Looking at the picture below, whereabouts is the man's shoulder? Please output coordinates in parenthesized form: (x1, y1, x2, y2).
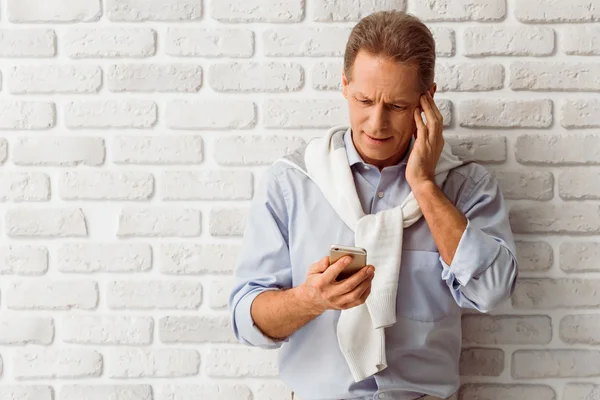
(447, 160, 492, 187)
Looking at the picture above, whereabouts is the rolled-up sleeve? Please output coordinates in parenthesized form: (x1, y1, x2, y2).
(228, 167, 293, 349)
(441, 171, 519, 312)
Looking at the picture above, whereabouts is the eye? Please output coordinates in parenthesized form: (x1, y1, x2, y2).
(357, 98, 371, 104)
(391, 104, 406, 110)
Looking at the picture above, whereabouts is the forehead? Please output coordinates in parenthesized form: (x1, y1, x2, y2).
(349, 51, 422, 99)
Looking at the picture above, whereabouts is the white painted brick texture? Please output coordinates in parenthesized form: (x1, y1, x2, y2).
(0, 0, 595, 397)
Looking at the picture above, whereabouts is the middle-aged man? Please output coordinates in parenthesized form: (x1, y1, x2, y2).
(229, 10, 519, 400)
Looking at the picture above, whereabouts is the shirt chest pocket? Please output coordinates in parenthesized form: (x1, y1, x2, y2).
(396, 249, 459, 322)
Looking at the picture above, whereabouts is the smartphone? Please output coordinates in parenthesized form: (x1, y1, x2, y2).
(330, 244, 367, 281)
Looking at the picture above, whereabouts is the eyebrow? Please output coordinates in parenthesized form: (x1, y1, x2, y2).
(356, 92, 412, 104)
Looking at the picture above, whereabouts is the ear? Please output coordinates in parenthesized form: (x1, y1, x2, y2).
(342, 70, 349, 99)
(429, 83, 437, 98)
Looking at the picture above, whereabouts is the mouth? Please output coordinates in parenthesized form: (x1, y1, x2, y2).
(365, 134, 392, 143)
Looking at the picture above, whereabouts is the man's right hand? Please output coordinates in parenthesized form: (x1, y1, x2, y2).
(300, 256, 375, 314)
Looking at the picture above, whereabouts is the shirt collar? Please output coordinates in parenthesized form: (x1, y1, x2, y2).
(343, 128, 413, 168)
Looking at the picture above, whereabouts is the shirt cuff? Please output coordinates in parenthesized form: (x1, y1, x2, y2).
(440, 219, 501, 286)
(234, 288, 289, 349)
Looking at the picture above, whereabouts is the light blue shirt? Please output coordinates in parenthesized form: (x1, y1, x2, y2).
(229, 128, 518, 400)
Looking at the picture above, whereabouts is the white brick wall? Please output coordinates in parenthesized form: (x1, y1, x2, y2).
(0, 0, 597, 398)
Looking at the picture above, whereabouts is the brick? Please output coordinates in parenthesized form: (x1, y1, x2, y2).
(65, 28, 156, 58)
(0, 172, 50, 201)
(255, 383, 294, 400)
(117, 207, 201, 237)
(107, 64, 202, 92)
(60, 385, 152, 400)
(205, 348, 279, 377)
(518, 134, 600, 166)
(412, 0, 505, 21)
(107, 280, 202, 309)
(66, 100, 157, 129)
(509, 204, 600, 234)
(107, 0, 202, 21)
(511, 62, 600, 91)
(564, 383, 600, 400)
(57, 243, 151, 273)
(263, 27, 351, 57)
(0, 245, 48, 275)
(161, 171, 253, 200)
(8, 0, 101, 22)
(214, 135, 305, 166)
(60, 171, 153, 201)
(489, 170, 553, 200)
(6, 208, 88, 237)
(165, 28, 254, 58)
(435, 63, 504, 91)
(512, 350, 600, 379)
(157, 384, 252, 400)
(436, 99, 453, 127)
(561, 99, 600, 128)
(159, 315, 236, 343)
(459, 99, 552, 128)
(208, 278, 234, 309)
(0, 387, 53, 400)
(559, 242, 600, 272)
(211, 0, 303, 22)
(460, 348, 504, 377)
(459, 384, 556, 400)
(0, 29, 56, 57)
(0, 139, 6, 164)
(512, 279, 600, 309)
(14, 137, 105, 166)
(565, 26, 600, 55)
(311, 0, 404, 21)
(107, 349, 199, 378)
(62, 315, 153, 345)
(431, 27, 455, 57)
(559, 170, 600, 200)
(14, 349, 101, 379)
(209, 62, 303, 92)
(515, 241, 553, 272)
(209, 208, 248, 237)
(0, 317, 53, 344)
(264, 99, 347, 128)
(0, 101, 54, 130)
(462, 315, 552, 345)
(312, 61, 343, 91)
(6, 280, 97, 310)
(167, 100, 255, 130)
(444, 135, 506, 163)
(463, 26, 554, 57)
(560, 315, 600, 345)
(112, 135, 203, 165)
(159, 244, 240, 275)
(515, 0, 600, 22)
(9, 65, 100, 94)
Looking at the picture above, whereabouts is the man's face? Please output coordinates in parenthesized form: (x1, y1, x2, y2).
(342, 50, 434, 169)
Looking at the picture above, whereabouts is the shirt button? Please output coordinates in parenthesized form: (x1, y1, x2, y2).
(377, 191, 384, 199)
(378, 393, 386, 399)
(364, 165, 370, 170)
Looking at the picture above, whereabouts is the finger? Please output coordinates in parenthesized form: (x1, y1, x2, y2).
(308, 256, 329, 274)
(426, 91, 444, 123)
(322, 255, 353, 282)
(335, 265, 373, 294)
(338, 278, 372, 309)
(420, 93, 439, 131)
(414, 106, 426, 133)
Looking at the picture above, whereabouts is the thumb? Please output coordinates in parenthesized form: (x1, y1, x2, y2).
(308, 256, 330, 274)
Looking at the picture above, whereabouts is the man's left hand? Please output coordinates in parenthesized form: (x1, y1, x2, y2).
(406, 91, 445, 190)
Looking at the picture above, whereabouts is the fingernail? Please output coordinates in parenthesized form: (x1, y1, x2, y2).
(344, 256, 352, 265)
(367, 267, 374, 275)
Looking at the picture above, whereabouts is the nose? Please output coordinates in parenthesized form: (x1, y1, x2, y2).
(367, 103, 388, 133)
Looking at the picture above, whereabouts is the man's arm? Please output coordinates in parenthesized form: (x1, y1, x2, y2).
(412, 170, 519, 312)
